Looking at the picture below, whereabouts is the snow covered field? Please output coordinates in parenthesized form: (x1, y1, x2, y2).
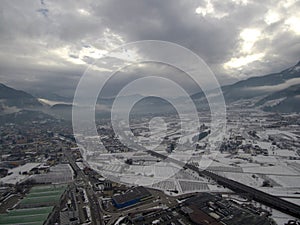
(0, 163, 40, 185)
(87, 109, 300, 204)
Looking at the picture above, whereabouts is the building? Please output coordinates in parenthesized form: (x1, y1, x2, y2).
(0, 184, 67, 225)
(29, 163, 74, 184)
(112, 186, 152, 209)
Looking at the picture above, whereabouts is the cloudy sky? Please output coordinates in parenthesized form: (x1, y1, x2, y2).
(0, 0, 299, 98)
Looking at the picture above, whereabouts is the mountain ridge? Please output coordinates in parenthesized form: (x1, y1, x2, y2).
(1, 60, 300, 116)
(0, 83, 42, 112)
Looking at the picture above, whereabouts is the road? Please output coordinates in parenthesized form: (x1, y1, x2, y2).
(64, 150, 103, 225)
(61, 135, 300, 221)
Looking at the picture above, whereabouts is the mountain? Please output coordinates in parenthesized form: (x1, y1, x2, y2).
(191, 61, 300, 113)
(48, 95, 178, 120)
(1, 61, 299, 117)
(222, 61, 300, 102)
(256, 83, 300, 105)
(0, 83, 42, 113)
(259, 84, 300, 112)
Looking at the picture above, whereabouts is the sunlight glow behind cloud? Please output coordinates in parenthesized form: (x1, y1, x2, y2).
(0, 0, 299, 94)
(224, 53, 265, 69)
(285, 17, 300, 34)
(240, 28, 261, 53)
(77, 9, 91, 16)
(264, 10, 281, 25)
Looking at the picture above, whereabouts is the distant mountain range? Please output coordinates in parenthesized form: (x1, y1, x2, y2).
(221, 60, 300, 103)
(192, 60, 300, 112)
(0, 61, 299, 122)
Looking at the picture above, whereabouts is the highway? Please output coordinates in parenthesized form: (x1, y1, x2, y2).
(61, 134, 300, 220)
(147, 150, 300, 219)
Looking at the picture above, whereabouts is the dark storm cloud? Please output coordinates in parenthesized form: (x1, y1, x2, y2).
(93, 0, 267, 62)
(0, 60, 84, 98)
(0, 0, 299, 97)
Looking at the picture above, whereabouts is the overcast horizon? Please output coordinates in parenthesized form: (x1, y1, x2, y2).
(0, 0, 300, 98)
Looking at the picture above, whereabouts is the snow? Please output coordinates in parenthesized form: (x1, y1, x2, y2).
(76, 162, 85, 170)
(282, 198, 300, 205)
(255, 141, 273, 150)
(275, 149, 298, 157)
(268, 175, 300, 187)
(259, 186, 300, 197)
(265, 129, 299, 141)
(252, 155, 278, 164)
(293, 66, 300, 72)
(271, 208, 298, 225)
(262, 97, 286, 107)
(243, 164, 299, 175)
(222, 172, 264, 187)
(0, 163, 40, 185)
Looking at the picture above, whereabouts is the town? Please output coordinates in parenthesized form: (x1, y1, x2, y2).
(1, 104, 300, 225)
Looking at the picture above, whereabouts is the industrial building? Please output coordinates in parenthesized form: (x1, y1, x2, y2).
(0, 184, 67, 225)
(29, 163, 74, 184)
(182, 193, 273, 225)
(112, 186, 152, 209)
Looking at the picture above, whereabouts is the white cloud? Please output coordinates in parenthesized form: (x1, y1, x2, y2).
(0, 0, 299, 96)
(47, 28, 125, 67)
(51, 46, 85, 65)
(224, 53, 265, 69)
(77, 9, 91, 16)
(195, 0, 214, 17)
(240, 28, 261, 53)
(195, 0, 228, 19)
(222, 0, 299, 79)
(282, 0, 298, 8)
(264, 10, 281, 25)
(285, 17, 300, 34)
(245, 78, 300, 92)
(231, 0, 249, 5)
